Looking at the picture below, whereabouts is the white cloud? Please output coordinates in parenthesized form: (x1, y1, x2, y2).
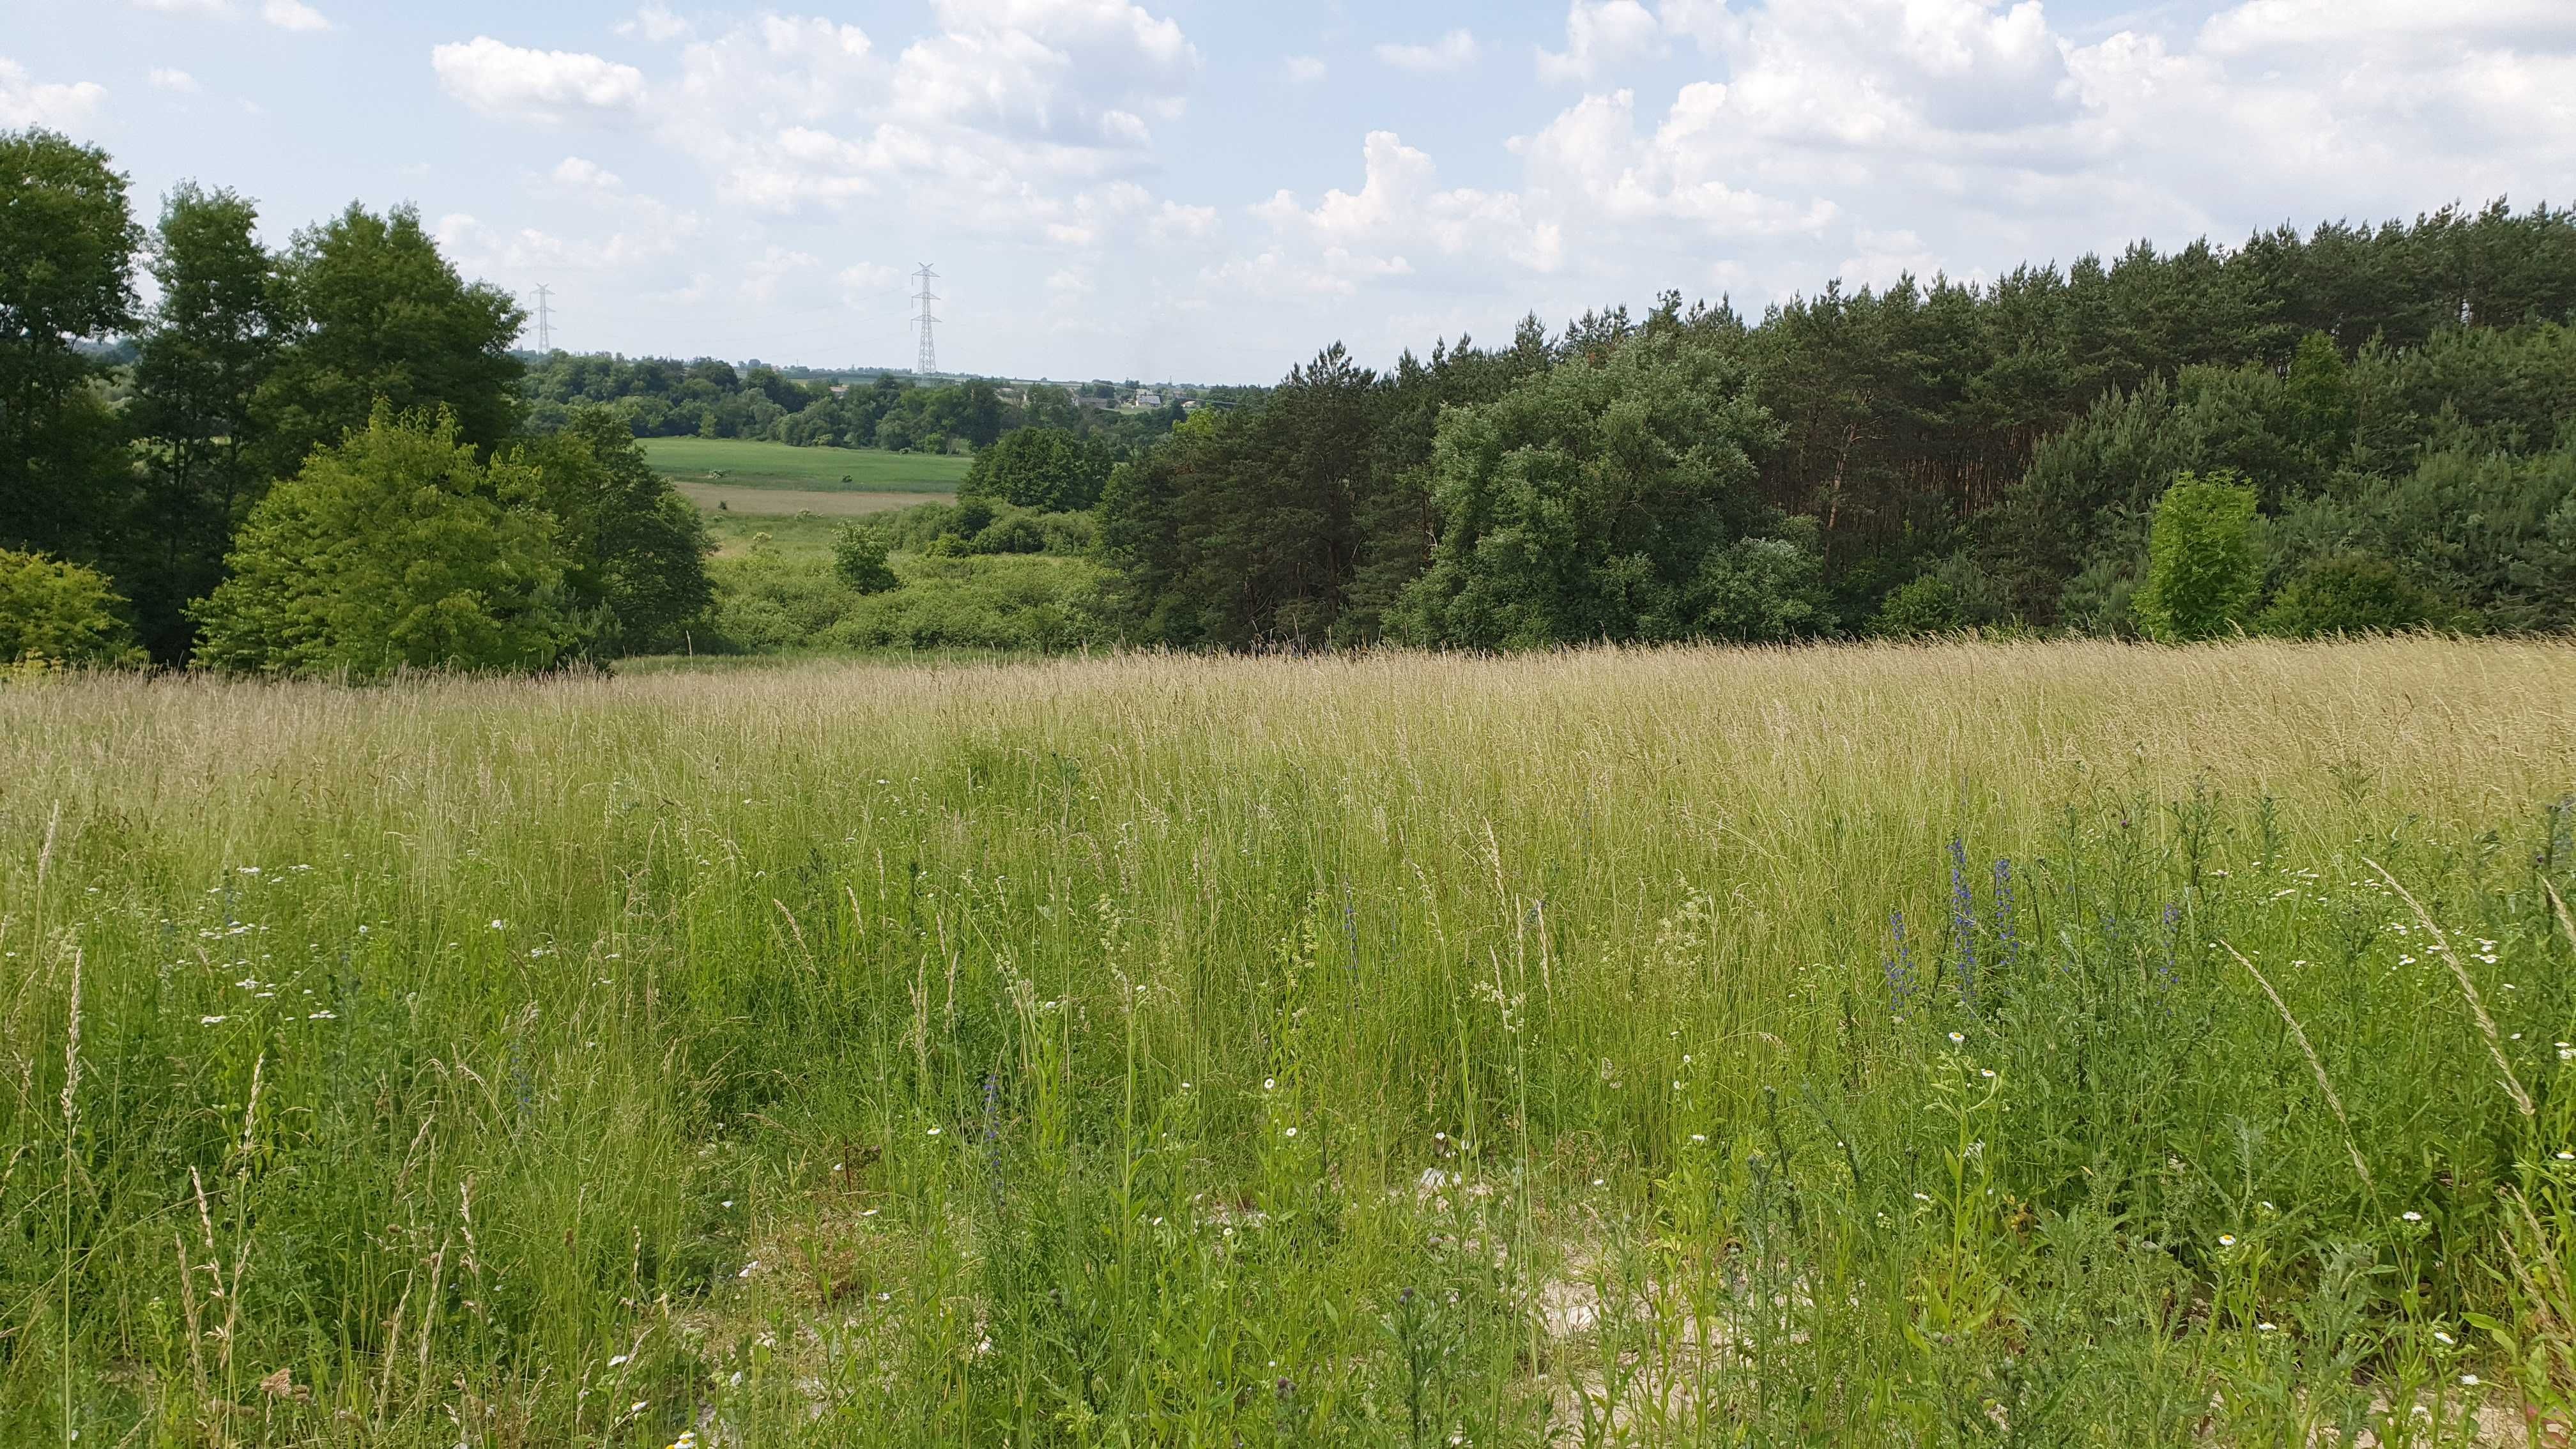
(1284, 55, 1326, 84)
(262, 0, 329, 32)
(1251, 130, 1563, 288)
(149, 67, 201, 93)
(617, 5, 693, 43)
(549, 156, 622, 194)
(840, 263, 901, 304)
(1375, 30, 1480, 73)
(0, 59, 107, 128)
(1538, 1, 1662, 84)
(433, 37, 648, 121)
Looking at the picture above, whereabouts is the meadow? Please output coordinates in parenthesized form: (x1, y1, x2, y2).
(642, 438, 973, 494)
(4, 638, 2576, 1446)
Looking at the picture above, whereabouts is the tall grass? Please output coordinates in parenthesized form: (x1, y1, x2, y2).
(3, 638, 2574, 1445)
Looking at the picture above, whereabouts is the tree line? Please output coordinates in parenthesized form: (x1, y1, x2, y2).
(1092, 200, 2576, 647)
(1, 128, 712, 671)
(520, 351, 1233, 459)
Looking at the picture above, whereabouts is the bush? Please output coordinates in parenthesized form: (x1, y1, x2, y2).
(2135, 471, 2263, 642)
(0, 549, 144, 666)
(2258, 553, 2464, 637)
(707, 551, 1110, 654)
(1871, 575, 1961, 638)
(194, 408, 578, 677)
(831, 523, 900, 594)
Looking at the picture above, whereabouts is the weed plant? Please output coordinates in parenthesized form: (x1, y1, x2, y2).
(3, 638, 2575, 1446)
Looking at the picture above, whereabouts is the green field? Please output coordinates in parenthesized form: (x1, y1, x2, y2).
(643, 436, 972, 493)
(8, 640, 2576, 1444)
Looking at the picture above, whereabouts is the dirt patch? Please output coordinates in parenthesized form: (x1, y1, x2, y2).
(679, 482, 953, 517)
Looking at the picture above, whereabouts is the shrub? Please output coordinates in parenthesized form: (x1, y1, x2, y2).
(2135, 471, 2263, 642)
(831, 523, 900, 594)
(1871, 575, 1961, 638)
(0, 549, 144, 666)
(2258, 553, 2464, 637)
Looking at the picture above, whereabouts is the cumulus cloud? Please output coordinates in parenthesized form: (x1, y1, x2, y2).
(0, 59, 107, 128)
(617, 5, 693, 43)
(1375, 30, 1479, 73)
(433, 37, 648, 121)
(1248, 130, 1563, 291)
(1538, 1, 1662, 84)
(262, 0, 329, 32)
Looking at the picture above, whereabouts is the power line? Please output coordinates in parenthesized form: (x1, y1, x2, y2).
(911, 263, 940, 376)
(533, 284, 555, 355)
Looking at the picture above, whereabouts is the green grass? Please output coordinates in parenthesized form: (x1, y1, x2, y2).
(643, 436, 972, 494)
(6, 639, 2576, 1445)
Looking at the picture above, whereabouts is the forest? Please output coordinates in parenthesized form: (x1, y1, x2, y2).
(5, 119, 2573, 673)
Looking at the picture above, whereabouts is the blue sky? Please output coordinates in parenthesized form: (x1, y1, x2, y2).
(10, 1, 2576, 382)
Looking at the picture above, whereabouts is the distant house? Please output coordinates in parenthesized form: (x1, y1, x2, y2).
(1133, 388, 1165, 408)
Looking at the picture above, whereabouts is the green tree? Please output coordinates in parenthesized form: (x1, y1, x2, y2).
(961, 427, 1114, 512)
(0, 548, 144, 666)
(2134, 471, 2264, 642)
(126, 182, 286, 659)
(1395, 331, 1780, 648)
(195, 408, 576, 677)
(0, 128, 140, 563)
(831, 522, 900, 595)
(253, 204, 525, 479)
(521, 407, 714, 654)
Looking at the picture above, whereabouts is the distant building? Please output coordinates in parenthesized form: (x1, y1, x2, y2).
(1133, 388, 1165, 409)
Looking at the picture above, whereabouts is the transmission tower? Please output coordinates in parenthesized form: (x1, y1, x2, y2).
(911, 264, 940, 375)
(533, 284, 555, 354)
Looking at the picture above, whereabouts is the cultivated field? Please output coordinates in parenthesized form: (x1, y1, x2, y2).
(643, 436, 973, 494)
(6, 640, 2576, 1445)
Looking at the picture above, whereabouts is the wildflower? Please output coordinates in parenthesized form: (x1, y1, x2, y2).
(862, 1208, 879, 1218)
(1913, 1192, 1932, 1202)
(2403, 1211, 2423, 1223)
(926, 1126, 942, 1137)
(238, 866, 260, 876)
(2461, 1374, 2480, 1386)
(1690, 1133, 1708, 1144)
(1673, 1080, 1684, 1091)
(308, 1011, 335, 1021)
(737, 1261, 758, 1278)
(2257, 1321, 2278, 1332)
(489, 919, 506, 931)
(2559, 1152, 2575, 1162)
(609, 1354, 630, 1367)
(1980, 1069, 1996, 1079)
(1591, 1178, 1605, 1187)
(1263, 1078, 1276, 1091)
(1284, 1127, 1298, 1138)
(721, 1200, 733, 1209)
(1948, 1032, 1965, 1045)
(672, 1433, 698, 1449)
(199, 1016, 227, 1026)
(2218, 1234, 2237, 1248)
(2434, 1331, 2456, 1346)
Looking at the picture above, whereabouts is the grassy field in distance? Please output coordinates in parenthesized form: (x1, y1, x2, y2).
(643, 435, 972, 493)
(678, 480, 947, 519)
(8, 638, 2576, 1444)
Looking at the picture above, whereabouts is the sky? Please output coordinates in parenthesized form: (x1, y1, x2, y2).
(9, 1, 2576, 384)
